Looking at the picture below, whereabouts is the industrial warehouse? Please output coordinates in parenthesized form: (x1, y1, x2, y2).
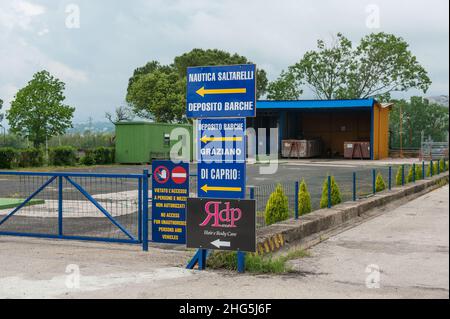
(115, 98, 391, 163)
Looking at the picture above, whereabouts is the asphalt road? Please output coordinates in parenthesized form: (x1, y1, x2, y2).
(0, 184, 447, 299)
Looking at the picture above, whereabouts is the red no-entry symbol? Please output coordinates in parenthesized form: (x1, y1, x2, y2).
(154, 166, 170, 184)
(172, 165, 187, 184)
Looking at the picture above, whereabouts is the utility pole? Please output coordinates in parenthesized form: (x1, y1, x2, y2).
(399, 103, 403, 158)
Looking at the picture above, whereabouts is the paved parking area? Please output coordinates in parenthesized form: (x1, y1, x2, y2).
(0, 185, 447, 299)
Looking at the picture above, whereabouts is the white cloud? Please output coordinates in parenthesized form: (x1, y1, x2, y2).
(46, 61, 88, 84)
(0, 0, 46, 31)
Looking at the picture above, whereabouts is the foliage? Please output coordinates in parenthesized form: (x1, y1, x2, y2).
(105, 105, 134, 123)
(298, 179, 312, 216)
(48, 133, 114, 149)
(18, 148, 44, 167)
(267, 71, 302, 100)
(389, 97, 449, 149)
(264, 184, 289, 226)
(415, 165, 423, 180)
(375, 172, 386, 192)
(0, 133, 28, 148)
(0, 147, 19, 169)
(92, 147, 115, 164)
(49, 146, 77, 166)
(0, 98, 4, 126)
(207, 248, 310, 273)
(395, 166, 404, 185)
(126, 49, 268, 123)
(80, 149, 96, 166)
(270, 32, 430, 101)
(439, 159, 446, 172)
(320, 176, 342, 208)
(406, 166, 415, 183)
(6, 70, 75, 147)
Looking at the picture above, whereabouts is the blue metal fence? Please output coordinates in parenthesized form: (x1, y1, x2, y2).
(0, 171, 145, 246)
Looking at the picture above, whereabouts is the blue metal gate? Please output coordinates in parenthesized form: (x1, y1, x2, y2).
(0, 171, 148, 248)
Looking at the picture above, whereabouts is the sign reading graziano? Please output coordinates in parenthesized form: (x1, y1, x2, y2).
(186, 197, 256, 252)
(186, 64, 256, 118)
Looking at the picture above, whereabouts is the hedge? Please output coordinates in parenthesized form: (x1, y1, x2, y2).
(18, 148, 44, 167)
(49, 146, 77, 166)
(0, 148, 19, 169)
(80, 147, 115, 165)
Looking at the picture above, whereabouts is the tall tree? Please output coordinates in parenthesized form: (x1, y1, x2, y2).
(126, 49, 268, 123)
(7, 70, 75, 147)
(268, 33, 431, 101)
(105, 105, 134, 123)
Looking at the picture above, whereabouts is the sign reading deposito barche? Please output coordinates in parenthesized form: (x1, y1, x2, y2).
(186, 197, 256, 252)
(186, 64, 256, 118)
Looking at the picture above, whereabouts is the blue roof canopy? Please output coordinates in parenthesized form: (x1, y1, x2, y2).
(256, 99, 376, 110)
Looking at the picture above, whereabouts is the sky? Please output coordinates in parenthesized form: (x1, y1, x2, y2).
(0, 0, 448, 123)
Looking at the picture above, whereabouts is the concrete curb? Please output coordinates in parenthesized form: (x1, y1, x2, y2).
(255, 172, 449, 255)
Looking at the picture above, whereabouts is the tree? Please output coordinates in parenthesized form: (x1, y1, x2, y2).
(389, 97, 449, 149)
(298, 179, 312, 216)
(126, 49, 268, 123)
(271, 33, 431, 101)
(105, 105, 134, 123)
(7, 70, 75, 148)
(319, 176, 342, 208)
(266, 71, 302, 100)
(0, 98, 4, 124)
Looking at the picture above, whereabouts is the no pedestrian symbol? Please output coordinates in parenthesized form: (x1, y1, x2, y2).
(153, 165, 170, 184)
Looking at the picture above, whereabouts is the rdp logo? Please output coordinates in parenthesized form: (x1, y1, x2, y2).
(200, 201, 242, 228)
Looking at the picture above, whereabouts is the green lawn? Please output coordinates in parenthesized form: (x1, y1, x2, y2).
(0, 198, 45, 210)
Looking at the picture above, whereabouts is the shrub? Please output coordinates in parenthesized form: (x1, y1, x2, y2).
(49, 146, 77, 166)
(18, 148, 44, 167)
(439, 159, 446, 173)
(415, 165, 423, 180)
(320, 176, 342, 208)
(375, 172, 386, 192)
(0, 147, 19, 169)
(406, 166, 415, 183)
(264, 184, 289, 226)
(93, 147, 115, 164)
(298, 179, 312, 216)
(433, 161, 439, 175)
(80, 149, 96, 166)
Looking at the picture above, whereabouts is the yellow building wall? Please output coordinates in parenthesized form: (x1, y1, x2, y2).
(373, 103, 390, 160)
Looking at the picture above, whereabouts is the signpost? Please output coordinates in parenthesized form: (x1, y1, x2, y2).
(186, 198, 256, 252)
(152, 160, 189, 244)
(197, 118, 246, 163)
(197, 162, 246, 199)
(186, 64, 257, 273)
(186, 64, 256, 118)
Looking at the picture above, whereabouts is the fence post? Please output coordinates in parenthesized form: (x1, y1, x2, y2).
(388, 166, 392, 190)
(238, 186, 255, 273)
(422, 161, 425, 180)
(412, 163, 416, 183)
(142, 169, 149, 252)
(327, 175, 331, 209)
(437, 159, 440, 175)
(401, 165, 405, 186)
(58, 175, 63, 237)
(372, 169, 376, 194)
(138, 176, 143, 242)
(294, 181, 299, 219)
(352, 172, 356, 201)
(430, 160, 433, 177)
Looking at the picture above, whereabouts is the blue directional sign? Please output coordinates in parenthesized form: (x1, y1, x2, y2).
(152, 160, 189, 244)
(198, 118, 246, 163)
(197, 162, 246, 199)
(186, 64, 256, 118)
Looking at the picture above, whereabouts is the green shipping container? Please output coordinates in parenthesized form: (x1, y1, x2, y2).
(115, 122, 193, 163)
